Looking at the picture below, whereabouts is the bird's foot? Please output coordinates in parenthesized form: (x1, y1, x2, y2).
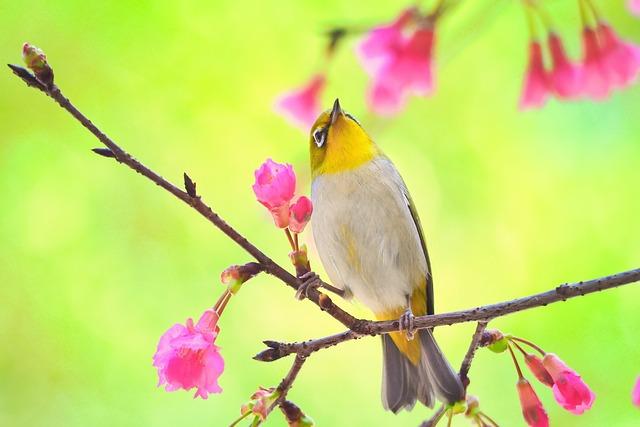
(295, 271, 322, 300)
(399, 307, 416, 340)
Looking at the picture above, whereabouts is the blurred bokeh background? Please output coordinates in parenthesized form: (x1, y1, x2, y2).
(1, 1, 639, 426)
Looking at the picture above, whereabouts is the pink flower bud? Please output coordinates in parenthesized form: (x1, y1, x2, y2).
(519, 40, 550, 110)
(253, 159, 296, 228)
(596, 22, 640, 90)
(275, 74, 326, 130)
(516, 378, 549, 427)
(22, 42, 54, 86)
(152, 309, 224, 399)
(542, 353, 595, 414)
(629, 0, 640, 17)
(239, 387, 278, 422)
(580, 27, 612, 100)
(632, 376, 640, 407)
(289, 196, 313, 233)
(524, 353, 554, 387)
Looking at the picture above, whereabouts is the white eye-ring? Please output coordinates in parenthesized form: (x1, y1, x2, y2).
(313, 127, 327, 148)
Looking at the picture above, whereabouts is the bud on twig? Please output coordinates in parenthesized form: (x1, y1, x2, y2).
(22, 43, 54, 88)
(92, 148, 116, 158)
(280, 400, 315, 427)
(183, 172, 197, 197)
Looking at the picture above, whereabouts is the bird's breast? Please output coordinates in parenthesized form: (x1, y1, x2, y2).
(310, 157, 427, 314)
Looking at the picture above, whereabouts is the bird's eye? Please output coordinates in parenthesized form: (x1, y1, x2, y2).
(313, 127, 327, 148)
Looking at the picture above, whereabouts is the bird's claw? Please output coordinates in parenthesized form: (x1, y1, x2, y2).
(399, 308, 416, 340)
(295, 271, 321, 300)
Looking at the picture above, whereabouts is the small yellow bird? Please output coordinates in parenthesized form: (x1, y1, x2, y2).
(308, 99, 464, 412)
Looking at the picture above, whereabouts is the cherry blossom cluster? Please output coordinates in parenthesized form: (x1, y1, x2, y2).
(484, 330, 595, 426)
(274, 1, 640, 128)
(520, 0, 640, 109)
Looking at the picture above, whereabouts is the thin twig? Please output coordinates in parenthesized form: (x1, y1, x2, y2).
(260, 353, 308, 425)
(459, 321, 489, 385)
(419, 321, 489, 427)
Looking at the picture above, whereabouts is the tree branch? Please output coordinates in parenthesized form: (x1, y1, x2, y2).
(255, 268, 640, 361)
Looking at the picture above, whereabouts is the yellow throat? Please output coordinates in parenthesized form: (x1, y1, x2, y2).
(309, 99, 379, 177)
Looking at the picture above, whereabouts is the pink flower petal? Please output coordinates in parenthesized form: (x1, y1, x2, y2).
(597, 22, 640, 89)
(153, 311, 225, 399)
(520, 41, 550, 110)
(632, 376, 640, 407)
(580, 27, 612, 100)
(252, 159, 296, 228)
(543, 353, 595, 414)
(289, 196, 313, 233)
(275, 74, 326, 130)
(547, 33, 582, 99)
(629, 0, 640, 17)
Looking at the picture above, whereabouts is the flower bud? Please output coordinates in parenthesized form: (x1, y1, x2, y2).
(517, 378, 549, 427)
(542, 353, 595, 414)
(289, 196, 313, 233)
(524, 353, 554, 387)
(22, 42, 54, 87)
(252, 159, 296, 228)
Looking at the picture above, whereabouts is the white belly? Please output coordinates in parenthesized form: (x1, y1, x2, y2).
(311, 157, 428, 314)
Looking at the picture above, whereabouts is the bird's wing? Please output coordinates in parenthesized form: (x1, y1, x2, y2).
(404, 191, 435, 315)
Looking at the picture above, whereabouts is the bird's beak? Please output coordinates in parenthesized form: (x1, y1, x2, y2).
(330, 98, 343, 125)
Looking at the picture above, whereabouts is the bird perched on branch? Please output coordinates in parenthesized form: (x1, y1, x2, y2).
(305, 99, 464, 412)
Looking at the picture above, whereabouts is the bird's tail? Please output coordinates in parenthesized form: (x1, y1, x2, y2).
(381, 328, 464, 413)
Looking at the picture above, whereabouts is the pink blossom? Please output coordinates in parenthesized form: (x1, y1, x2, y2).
(517, 378, 549, 427)
(357, 9, 437, 115)
(275, 74, 326, 130)
(580, 27, 612, 100)
(547, 33, 582, 99)
(357, 7, 417, 76)
(520, 40, 550, 110)
(524, 353, 554, 387)
(632, 376, 640, 407)
(629, 0, 640, 16)
(252, 159, 296, 228)
(542, 353, 595, 414)
(597, 22, 640, 89)
(153, 309, 224, 399)
(289, 196, 313, 233)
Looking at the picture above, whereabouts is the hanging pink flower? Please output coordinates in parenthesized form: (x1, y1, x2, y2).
(632, 376, 640, 407)
(596, 22, 640, 89)
(517, 378, 549, 427)
(524, 353, 554, 387)
(252, 159, 296, 228)
(580, 27, 612, 100)
(357, 7, 417, 77)
(289, 196, 313, 233)
(542, 353, 595, 414)
(357, 9, 437, 115)
(153, 309, 224, 399)
(275, 74, 326, 130)
(519, 40, 550, 110)
(629, 0, 640, 17)
(547, 33, 582, 99)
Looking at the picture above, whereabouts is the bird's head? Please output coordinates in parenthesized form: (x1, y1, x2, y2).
(309, 99, 379, 177)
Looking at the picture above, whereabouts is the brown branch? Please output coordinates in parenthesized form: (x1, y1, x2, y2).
(256, 268, 640, 361)
(260, 353, 308, 425)
(8, 63, 365, 334)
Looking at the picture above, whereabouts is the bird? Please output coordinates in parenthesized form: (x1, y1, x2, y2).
(305, 98, 464, 412)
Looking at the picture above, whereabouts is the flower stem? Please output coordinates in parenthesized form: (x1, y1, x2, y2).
(284, 228, 296, 251)
(293, 233, 299, 252)
(446, 408, 453, 427)
(229, 410, 252, 427)
(479, 412, 500, 426)
(507, 342, 525, 379)
(510, 339, 529, 357)
(523, 2, 538, 40)
(213, 289, 233, 315)
(510, 336, 545, 356)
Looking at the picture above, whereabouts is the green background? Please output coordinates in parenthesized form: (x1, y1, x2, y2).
(1, 1, 639, 426)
